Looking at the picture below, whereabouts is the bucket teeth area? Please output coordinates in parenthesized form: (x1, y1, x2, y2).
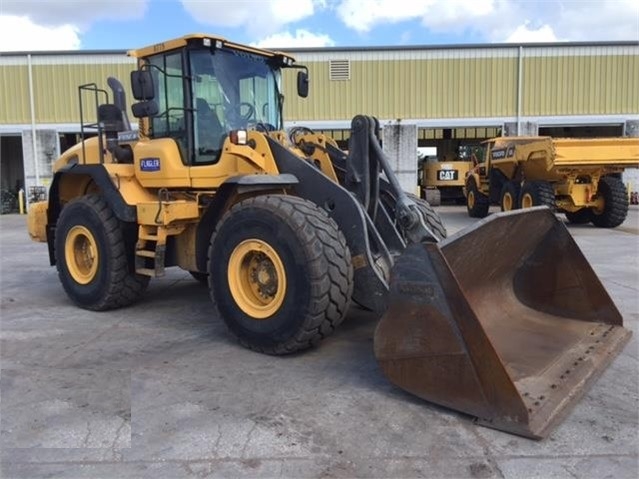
(374, 208, 632, 439)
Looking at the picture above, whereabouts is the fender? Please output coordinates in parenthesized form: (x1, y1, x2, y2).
(194, 174, 298, 273)
(46, 164, 137, 265)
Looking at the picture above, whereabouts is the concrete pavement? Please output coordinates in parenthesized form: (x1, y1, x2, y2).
(1, 206, 638, 478)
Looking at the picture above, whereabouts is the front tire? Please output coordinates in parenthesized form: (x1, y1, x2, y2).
(466, 177, 489, 218)
(54, 195, 149, 311)
(591, 176, 628, 228)
(208, 195, 353, 355)
(408, 193, 447, 240)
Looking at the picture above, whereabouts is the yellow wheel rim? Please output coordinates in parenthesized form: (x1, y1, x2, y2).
(521, 193, 533, 209)
(228, 239, 286, 319)
(468, 190, 475, 209)
(503, 192, 513, 211)
(65, 225, 99, 285)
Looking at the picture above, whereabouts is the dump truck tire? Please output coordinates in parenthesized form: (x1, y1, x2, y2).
(54, 195, 149, 311)
(466, 177, 489, 218)
(208, 195, 353, 355)
(408, 193, 447, 240)
(591, 176, 628, 228)
(565, 208, 593, 224)
(519, 181, 555, 209)
(500, 181, 520, 211)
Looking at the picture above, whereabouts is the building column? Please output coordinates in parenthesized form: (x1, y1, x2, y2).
(623, 120, 639, 201)
(382, 123, 418, 194)
(21, 129, 58, 200)
(504, 121, 538, 136)
(624, 120, 639, 137)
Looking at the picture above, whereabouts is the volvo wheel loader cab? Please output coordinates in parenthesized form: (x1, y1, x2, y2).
(27, 34, 631, 439)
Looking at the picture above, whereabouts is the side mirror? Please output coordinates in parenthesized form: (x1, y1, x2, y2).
(297, 71, 309, 98)
(131, 70, 155, 101)
(131, 100, 158, 119)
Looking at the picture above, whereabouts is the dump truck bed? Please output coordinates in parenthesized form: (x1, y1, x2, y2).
(552, 137, 639, 167)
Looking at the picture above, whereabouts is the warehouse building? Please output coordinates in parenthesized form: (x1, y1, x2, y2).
(1, 40, 638, 202)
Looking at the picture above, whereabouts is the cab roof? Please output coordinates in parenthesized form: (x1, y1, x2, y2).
(128, 33, 296, 64)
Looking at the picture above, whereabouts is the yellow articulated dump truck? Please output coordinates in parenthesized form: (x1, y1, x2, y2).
(465, 136, 639, 226)
(27, 34, 631, 439)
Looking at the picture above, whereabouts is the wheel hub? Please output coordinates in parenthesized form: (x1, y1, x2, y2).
(250, 253, 278, 298)
(521, 193, 533, 209)
(65, 225, 99, 285)
(468, 191, 475, 209)
(228, 239, 287, 319)
(503, 192, 513, 211)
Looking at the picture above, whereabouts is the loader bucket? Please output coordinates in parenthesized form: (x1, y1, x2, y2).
(374, 207, 631, 439)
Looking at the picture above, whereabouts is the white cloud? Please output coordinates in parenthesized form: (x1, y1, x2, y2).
(0, 0, 148, 27)
(253, 29, 336, 48)
(336, 0, 436, 33)
(0, 0, 148, 51)
(0, 15, 81, 51)
(335, 0, 495, 33)
(506, 23, 558, 43)
(419, 0, 495, 31)
(181, 0, 325, 37)
(335, 0, 639, 42)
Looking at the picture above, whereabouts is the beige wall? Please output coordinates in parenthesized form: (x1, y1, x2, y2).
(1, 44, 637, 127)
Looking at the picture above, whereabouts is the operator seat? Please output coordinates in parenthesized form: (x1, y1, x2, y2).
(196, 98, 225, 153)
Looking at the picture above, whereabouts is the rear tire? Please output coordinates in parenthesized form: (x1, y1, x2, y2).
(466, 177, 489, 218)
(500, 181, 520, 212)
(54, 195, 149, 311)
(591, 176, 628, 228)
(565, 208, 593, 224)
(519, 181, 555, 209)
(208, 195, 353, 355)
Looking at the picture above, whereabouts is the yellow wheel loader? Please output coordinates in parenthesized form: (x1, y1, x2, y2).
(28, 34, 631, 439)
(464, 136, 639, 226)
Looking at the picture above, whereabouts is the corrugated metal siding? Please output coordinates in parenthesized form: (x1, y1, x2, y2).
(31, 63, 136, 123)
(1, 44, 637, 127)
(1, 65, 30, 123)
(523, 54, 639, 116)
(283, 57, 518, 121)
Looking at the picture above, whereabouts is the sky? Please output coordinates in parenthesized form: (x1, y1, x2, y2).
(0, 0, 637, 52)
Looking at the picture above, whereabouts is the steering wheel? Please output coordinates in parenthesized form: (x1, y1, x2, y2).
(288, 126, 315, 146)
(235, 102, 255, 122)
(247, 122, 277, 133)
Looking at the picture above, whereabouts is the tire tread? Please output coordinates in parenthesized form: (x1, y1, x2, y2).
(208, 195, 353, 355)
(56, 195, 148, 311)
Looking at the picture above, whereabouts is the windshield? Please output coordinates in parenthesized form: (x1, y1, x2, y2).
(190, 49, 282, 162)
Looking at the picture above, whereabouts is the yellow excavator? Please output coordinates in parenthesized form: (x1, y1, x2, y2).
(27, 34, 631, 439)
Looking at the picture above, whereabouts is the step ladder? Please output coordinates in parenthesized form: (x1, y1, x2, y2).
(135, 224, 168, 277)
